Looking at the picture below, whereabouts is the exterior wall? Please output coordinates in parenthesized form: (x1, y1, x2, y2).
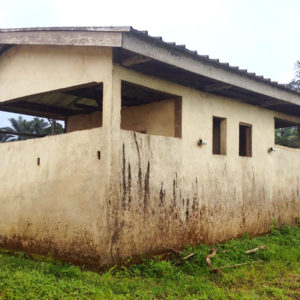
(0, 45, 299, 267)
(121, 100, 176, 137)
(66, 99, 175, 137)
(67, 112, 102, 133)
(0, 45, 112, 102)
(0, 44, 117, 266)
(0, 128, 113, 265)
(106, 65, 300, 261)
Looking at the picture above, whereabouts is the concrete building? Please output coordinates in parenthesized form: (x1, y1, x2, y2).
(0, 27, 299, 267)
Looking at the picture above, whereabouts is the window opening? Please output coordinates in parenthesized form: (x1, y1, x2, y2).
(213, 116, 227, 155)
(275, 118, 299, 148)
(0, 82, 103, 143)
(121, 81, 182, 138)
(239, 123, 252, 157)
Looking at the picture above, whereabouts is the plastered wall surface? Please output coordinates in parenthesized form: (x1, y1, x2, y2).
(0, 46, 299, 267)
(0, 127, 113, 265)
(108, 66, 300, 260)
(67, 111, 103, 133)
(66, 99, 175, 136)
(0, 45, 112, 102)
(121, 99, 175, 136)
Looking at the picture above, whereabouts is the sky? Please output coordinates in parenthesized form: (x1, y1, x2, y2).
(0, 0, 299, 127)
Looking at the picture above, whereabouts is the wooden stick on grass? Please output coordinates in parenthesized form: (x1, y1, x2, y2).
(245, 245, 266, 254)
(206, 248, 222, 273)
(182, 253, 194, 260)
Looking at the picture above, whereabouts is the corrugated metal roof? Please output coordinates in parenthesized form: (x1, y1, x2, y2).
(0, 26, 298, 96)
(128, 27, 299, 96)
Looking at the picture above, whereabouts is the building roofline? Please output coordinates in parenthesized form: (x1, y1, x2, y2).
(0, 26, 133, 33)
(0, 26, 299, 105)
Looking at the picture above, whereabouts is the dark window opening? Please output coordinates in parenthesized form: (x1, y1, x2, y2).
(121, 81, 182, 138)
(239, 123, 252, 157)
(213, 116, 227, 155)
(275, 118, 299, 149)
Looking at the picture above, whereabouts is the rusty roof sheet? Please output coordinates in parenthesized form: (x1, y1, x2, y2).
(0, 26, 299, 96)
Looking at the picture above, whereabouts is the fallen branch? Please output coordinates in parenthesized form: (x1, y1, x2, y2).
(206, 248, 222, 273)
(245, 245, 266, 254)
(206, 248, 217, 268)
(182, 253, 194, 260)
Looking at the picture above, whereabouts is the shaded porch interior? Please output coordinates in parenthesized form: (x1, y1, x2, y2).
(0, 81, 182, 140)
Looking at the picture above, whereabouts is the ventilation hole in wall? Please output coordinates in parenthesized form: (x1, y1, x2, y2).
(37, 158, 40, 166)
(97, 151, 101, 160)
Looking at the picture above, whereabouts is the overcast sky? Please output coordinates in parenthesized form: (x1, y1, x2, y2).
(0, 0, 299, 126)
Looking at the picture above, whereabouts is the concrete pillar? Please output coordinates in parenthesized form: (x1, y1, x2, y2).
(102, 62, 122, 262)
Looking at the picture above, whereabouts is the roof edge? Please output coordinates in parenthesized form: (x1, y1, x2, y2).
(0, 26, 132, 33)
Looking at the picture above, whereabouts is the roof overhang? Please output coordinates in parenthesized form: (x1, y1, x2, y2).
(0, 27, 300, 117)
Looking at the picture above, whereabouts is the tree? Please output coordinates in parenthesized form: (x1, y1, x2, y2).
(287, 60, 300, 91)
(3, 116, 34, 141)
(275, 126, 298, 148)
(275, 61, 300, 148)
(0, 116, 64, 143)
(0, 127, 15, 142)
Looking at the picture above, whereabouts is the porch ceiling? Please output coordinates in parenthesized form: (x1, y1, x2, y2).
(0, 81, 178, 120)
(0, 83, 103, 120)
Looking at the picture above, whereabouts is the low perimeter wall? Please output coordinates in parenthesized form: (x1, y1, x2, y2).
(0, 127, 112, 266)
(0, 129, 299, 267)
(107, 130, 300, 262)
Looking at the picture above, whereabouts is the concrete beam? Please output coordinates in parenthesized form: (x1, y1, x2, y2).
(121, 55, 151, 67)
(204, 83, 232, 92)
(122, 32, 300, 106)
(0, 30, 122, 47)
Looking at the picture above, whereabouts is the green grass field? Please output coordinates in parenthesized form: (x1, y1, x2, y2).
(0, 224, 299, 299)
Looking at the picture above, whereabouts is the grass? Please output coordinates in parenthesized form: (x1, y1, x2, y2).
(0, 225, 299, 299)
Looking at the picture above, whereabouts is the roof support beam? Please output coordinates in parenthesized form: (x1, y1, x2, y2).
(204, 82, 232, 92)
(121, 55, 151, 67)
(260, 100, 290, 108)
(0, 104, 65, 120)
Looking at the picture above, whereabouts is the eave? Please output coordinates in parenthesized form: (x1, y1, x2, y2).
(0, 27, 299, 117)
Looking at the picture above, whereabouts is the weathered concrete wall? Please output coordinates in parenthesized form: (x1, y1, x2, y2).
(0, 45, 112, 102)
(108, 65, 300, 259)
(0, 127, 113, 265)
(0, 45, 299, 267)
(0, 44, 117, 266)
(67, 112, 102, 133)
(121, 99, 176, 137)
(66, 99, 175, 136)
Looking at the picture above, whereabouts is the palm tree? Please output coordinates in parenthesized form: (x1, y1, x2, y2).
(0, 116, 64, 143)
(7, 116, 35, 141)
(0, 126, 15, 142)
(31, 117, 51, 135)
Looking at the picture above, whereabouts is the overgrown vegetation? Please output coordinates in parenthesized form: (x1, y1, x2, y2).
(0, 225, 299, 299)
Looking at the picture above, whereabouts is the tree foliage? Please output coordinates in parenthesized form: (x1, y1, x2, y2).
(275, 126, 298, 148)
(287, 60, 300, 90)
(0, 116, 64, 143)
(275, 60, 300, 148)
